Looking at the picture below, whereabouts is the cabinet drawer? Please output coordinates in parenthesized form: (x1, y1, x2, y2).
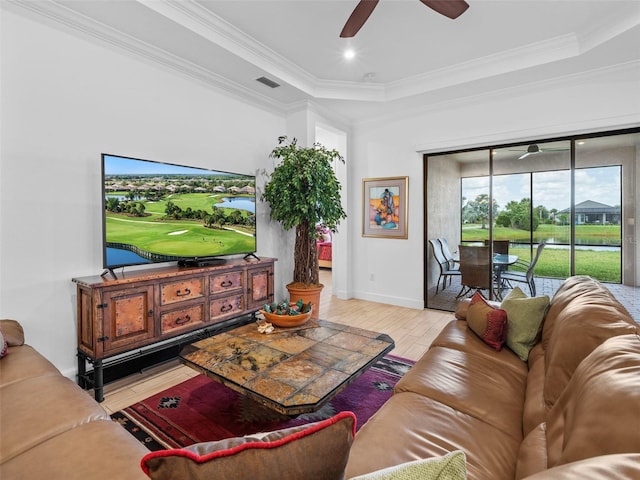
(210, 294, 244, 320)
(160, 278, 205, 305)
(161, 304, 205, 334)
(210, 271, 243, 294)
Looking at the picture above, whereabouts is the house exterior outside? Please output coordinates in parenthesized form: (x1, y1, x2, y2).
(559, 200, 621, 225)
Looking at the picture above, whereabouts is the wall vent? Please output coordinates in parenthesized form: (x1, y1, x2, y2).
(256, 76, 281, 89)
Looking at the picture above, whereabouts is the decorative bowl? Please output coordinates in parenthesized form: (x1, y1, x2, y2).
(259, 309, 312, 328)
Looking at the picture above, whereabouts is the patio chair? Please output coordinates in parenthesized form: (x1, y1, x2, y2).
(457, 245, 493, 298)
(500, 242, 546, 296)
(438, 238, 459, 269)
(429, 239, 461, 294)
(484, 239, 510, 255)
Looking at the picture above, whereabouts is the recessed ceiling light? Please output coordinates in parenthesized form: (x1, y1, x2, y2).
(344, 49, 356, 60)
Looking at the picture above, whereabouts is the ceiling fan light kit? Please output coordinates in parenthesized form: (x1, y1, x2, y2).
(340, 0, 469, 38)
(517, 144, 569, 160)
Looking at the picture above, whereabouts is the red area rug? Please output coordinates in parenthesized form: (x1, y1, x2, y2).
(111, 355, 413, 451)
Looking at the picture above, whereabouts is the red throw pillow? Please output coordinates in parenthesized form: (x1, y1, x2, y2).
(466, 292, 508, 350)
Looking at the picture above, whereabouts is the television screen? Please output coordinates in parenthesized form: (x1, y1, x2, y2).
(102, 153, 256, 269)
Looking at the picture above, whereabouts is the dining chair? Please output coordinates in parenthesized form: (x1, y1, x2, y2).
(457, 245, 492, 298)
(437, 238, 459, 269)
(500, 242, 546, 296)
(484, 239, 510, 255)
(429, 239, 461, 294)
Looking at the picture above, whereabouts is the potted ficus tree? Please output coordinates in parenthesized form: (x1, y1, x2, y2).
(261, 136, 346, 319)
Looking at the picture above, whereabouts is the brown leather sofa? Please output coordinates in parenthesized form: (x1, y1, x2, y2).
(2, 275, 639, 480)
(345, 276, 640, 479)
(0, 319, 148, 479)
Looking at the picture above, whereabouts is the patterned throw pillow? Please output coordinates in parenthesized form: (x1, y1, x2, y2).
(141, 411, 356, 480)
(349, 451, 467, 480)
(0, 329, 8, 358)
(501, 287, 550, 361)
(466, 291, 508, 350)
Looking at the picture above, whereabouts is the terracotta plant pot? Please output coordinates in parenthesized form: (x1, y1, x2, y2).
(286, 282, 324, 320)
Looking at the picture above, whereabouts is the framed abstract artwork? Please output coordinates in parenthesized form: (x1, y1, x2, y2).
(362, 176, 408, 239)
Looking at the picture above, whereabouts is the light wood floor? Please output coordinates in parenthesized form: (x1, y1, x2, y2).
(99, 269, 452, 414)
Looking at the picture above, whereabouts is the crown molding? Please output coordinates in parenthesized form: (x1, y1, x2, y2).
(357, 60, 640, 133)
(134, 0, 638, 103)
(386, 34, 580, 101)
(578, 2, 640, 53)
(5, 0, 639, 120)
(4, 0, 288, 116)
(138, 0, 319, 95)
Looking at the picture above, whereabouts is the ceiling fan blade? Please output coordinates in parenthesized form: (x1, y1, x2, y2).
(340, 0, 380, 38)
(418, 0, 469, 20)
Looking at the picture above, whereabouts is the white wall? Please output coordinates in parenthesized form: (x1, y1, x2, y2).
(0, 11, 286, 376)
(348, 64, 640, 307)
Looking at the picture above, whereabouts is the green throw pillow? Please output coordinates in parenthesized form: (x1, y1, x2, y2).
(349, 451, 466, 480)
(501, 287, 550, 361)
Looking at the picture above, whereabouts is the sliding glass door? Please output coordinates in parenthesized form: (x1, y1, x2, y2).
(425, 128, 638, 311)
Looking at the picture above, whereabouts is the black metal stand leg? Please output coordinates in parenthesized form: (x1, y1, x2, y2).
(93, 359, 104, 402)
(77, 351, 87, 389)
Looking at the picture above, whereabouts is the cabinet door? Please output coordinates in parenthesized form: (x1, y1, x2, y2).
(246, 265, 274, 311)
(100, 286, 155, 355)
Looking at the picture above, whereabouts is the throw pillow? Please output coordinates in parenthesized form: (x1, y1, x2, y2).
(501, 287, 550, 362)
(466, 291, 508, 350)
(349, 451, 467, 480)
(141, 411, 356, 480)
(0, 329, 7, 358)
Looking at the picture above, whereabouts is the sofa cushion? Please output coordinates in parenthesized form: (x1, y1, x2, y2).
(430, 320, 526, 374)
(522, 350, 546, 436)
(395, 345, 526, 440)
(501, 287, 549, 361)
(141, 411, 356, 480)
(542, 276, 636, 409)
(0, 419, 149, 480)
(345, 392, 521, 480)
(466, 292, 508, 350)
(546, 334, 640, 469)
(348, 451, 467, 480)
(0, 344, 61, 388)
(0, 374, 109, 463)
(520, 454, 640, 480)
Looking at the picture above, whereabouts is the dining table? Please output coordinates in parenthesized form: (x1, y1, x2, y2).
(493, 253, 518, 299)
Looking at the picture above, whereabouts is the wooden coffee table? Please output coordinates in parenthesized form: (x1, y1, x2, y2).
(179, 319, 394, 415)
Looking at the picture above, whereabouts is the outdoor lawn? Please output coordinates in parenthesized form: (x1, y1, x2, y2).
(462, 224, 622, 283)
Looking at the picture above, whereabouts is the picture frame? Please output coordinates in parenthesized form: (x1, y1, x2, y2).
(362, 176, 409, 239)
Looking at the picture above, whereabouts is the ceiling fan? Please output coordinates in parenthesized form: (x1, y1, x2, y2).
(514, 144, 569, 160)
(340, 0, 470, 38)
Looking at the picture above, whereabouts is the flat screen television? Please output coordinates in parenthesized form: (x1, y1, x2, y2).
(101, 153, 256, 271)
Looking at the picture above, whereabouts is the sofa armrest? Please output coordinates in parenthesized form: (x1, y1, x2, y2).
(0, 319, 25, 346)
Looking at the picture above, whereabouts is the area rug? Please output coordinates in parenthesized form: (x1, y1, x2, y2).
(111, 354, 413, 451)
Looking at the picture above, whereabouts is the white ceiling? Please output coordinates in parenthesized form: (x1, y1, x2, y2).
(8, 0, 640, 125)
